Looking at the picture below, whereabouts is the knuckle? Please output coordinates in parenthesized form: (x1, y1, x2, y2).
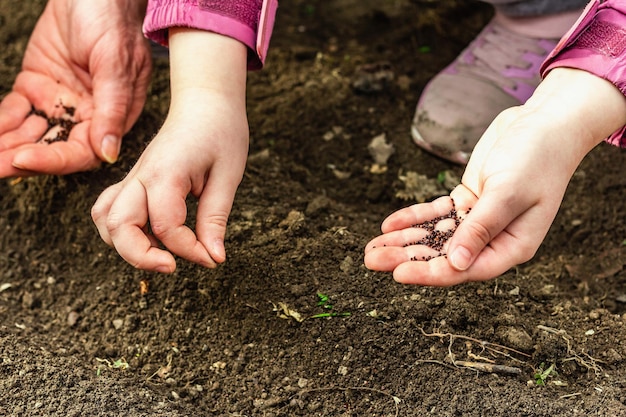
(90, 203, 104, 222)
(464, 220, 492, 249)
(148, 220, 170, 238)
(516, 241, 539, 264)
(104, 211, 124, 234)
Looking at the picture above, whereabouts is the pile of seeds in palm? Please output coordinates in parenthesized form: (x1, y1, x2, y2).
(30, 101, 77, 144)
(408, 198, 464, 261)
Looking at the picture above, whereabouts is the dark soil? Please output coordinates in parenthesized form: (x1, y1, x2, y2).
(3, 1, 626, 416)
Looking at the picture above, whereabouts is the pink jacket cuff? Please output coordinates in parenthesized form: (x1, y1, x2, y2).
(541, 0, 626, 146)
(143, 0, 278, 70)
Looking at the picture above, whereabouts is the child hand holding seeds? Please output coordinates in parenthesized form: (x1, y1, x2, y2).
(365, 68, 626, 285)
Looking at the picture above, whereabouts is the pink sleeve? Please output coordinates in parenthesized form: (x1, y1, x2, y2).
(143, 0, 278, 70)
(541, 0, 626, 147)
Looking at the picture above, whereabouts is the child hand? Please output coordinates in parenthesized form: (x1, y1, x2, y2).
(365, 69, 626, 286)
(0, 0, 151, 177)
(91, 90, 249, 273)
(91, 29, 249, 273)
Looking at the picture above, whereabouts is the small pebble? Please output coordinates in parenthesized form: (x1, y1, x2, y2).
(67, 311, 79, 327)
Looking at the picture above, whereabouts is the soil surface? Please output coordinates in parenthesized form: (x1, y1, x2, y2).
(3, 1, 626, 416)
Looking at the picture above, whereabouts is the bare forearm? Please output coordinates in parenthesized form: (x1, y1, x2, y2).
(168, 28, 248, 110)
(524, 67, 626, 169)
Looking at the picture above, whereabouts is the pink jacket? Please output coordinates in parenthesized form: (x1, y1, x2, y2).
(143, 0, 278, 70)
(542, 0, 626, 146)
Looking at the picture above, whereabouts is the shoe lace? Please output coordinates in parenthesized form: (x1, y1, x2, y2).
(457, 23, 551, 91)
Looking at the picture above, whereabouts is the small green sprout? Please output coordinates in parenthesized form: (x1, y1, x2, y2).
(436, 171, 447, 184)
(317, 292, 332, 309)
(311, 292, 351, 319)
(534, 363, 556, 386)
(112, 359, 129, 369)
(95, 357, 130, 377)
(310, 312, 352, 319)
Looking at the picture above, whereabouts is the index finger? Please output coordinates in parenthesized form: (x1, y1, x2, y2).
(106, 179, 177, 273)
(145, 176, 217, 269)
(0, 92, 32, 134)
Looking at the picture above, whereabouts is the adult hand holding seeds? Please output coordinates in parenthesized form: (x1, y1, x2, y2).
(0, 0, 151, 177)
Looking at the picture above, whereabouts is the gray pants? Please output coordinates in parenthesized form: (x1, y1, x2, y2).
(486, 0, 588, 16)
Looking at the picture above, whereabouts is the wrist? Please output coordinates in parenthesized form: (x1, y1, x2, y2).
(525, 68, 626, 155)
(168, 28, 247, 106)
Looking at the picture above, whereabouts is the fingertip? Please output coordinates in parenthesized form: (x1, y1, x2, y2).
(11, 151, 29, 170)
(155, 261, 177, 274)
(363, 251, 375, 270)
(392, 257, 470, 287)
(11, 149, 47, 173)
(363, 248, 397, 272)
(363, 238, 380, 254)
(380, 218, 392, 234)
(130, 248, 177, 274)
(209, 238, 226, 264)
(100, 134, 121, 163)
(393, 262, 423, 285)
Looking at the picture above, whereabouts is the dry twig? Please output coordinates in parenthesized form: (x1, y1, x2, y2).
(417, 327, 528, 375)
(419, 327, 531, 361)
(454, 360, 522, 375)
(537, 325, 604, 375)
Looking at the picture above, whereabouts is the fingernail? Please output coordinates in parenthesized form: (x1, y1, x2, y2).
(12, 151, 29, 169)
(211, 238, 227, 264)
(101, 134, 121, 163)
(156, 264, 174, 274)
(12, 159, 25, 170)
(449, 246, 472, 271)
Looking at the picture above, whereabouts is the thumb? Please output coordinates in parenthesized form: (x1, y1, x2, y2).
(195, 172, 242, 264)
(446, 186, 522, 272)
(90, 72, 133, 164)
(89, 43, 151, 164)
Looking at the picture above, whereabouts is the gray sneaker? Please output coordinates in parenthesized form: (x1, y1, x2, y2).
(411, 18, 558, 164)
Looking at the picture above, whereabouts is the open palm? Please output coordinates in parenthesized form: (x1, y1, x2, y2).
(0, 0, 151, 177)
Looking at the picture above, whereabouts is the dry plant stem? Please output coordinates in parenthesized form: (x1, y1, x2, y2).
(419, 327, 531, 360)
(536, 325, 603, 375)
(415, 359, 458, 371)
(146, 353, 174, 382)
(453, 360, 522, 375)
(560, 392, 582, 399)
(416, 356, 522, 376)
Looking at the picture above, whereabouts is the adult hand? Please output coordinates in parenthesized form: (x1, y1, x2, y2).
(0, 0, 151, 177)
(91, 30, 249, 273)
(365, 69, 626, 286)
